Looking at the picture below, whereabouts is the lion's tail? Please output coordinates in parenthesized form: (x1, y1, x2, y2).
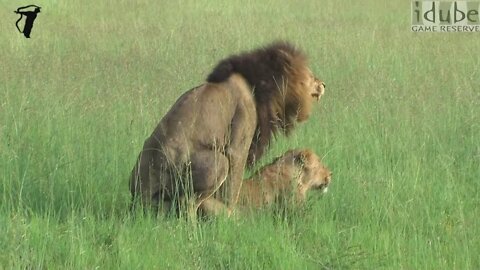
(206, 60, 234, 83)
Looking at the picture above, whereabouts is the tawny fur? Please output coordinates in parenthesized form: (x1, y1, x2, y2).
(238, 149, 332, 208)
(198, 149, 332, 214)
(130, 41, 325, 216)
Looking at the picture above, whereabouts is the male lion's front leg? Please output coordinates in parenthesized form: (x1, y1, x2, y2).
(224, 103, 256, 211)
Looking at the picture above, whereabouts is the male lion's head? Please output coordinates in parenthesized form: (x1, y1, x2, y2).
(206, 41, 326, 166)
(295, 71, 326, 123)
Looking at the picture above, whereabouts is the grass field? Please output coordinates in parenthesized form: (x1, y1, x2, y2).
(1, 0, 479, 268)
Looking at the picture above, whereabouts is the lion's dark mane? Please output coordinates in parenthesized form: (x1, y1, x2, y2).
(207, 41, 309, 166)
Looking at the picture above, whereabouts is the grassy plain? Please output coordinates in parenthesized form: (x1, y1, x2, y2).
(0, 0, 479, 268)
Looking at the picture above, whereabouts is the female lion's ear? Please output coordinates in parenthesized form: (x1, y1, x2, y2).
(293, 149, 312, 166)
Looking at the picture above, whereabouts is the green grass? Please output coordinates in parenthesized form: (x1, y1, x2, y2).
(1, 0, 479, 268)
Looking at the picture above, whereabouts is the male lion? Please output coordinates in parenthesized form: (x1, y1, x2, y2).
(199, 149, 332, 213)
(130, 41, 326, 216)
